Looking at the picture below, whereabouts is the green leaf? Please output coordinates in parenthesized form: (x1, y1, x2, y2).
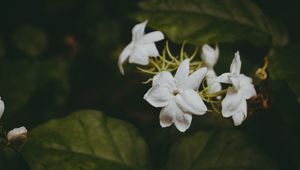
(269, 45, 300, 101)
(0, 145, 30, 170)
(165, 129, 277, 170)
(22, 110, 151, 170)
(133, 0, 288, 47)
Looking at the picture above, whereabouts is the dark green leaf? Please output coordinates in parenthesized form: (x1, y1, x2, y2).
(243, 81, 300, 169)
(0, 145, 30, 170)
(134, 0, 288, 47)
(165, 129, 277, 170)
(22, 110, 151, 170)
(269, 45, 300, 101)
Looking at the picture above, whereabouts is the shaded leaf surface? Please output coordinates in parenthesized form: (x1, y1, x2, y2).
(165, 130, 277, 170)
(0, 145, 30, 170)
(134, 0, 287, 47)
(269, 45, 300, 100)
(243, 81, 300, 169)
(22, 110, 150, 170)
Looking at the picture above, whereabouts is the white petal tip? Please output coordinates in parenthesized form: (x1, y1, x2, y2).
(174, 119, 191, 132)
(200, 109, 208, 115)
(202, 44, 213, 51)
(156, 32, 165, 41)
(234, 51, 240, 59)
(118, 63, 125, 75)
(177, 127, 188, 132)
(233, 120, 243, 126)
(143, 20, 148, 24)
(222, 112, 232, 118)
(160, 122, 172, 128)
(183, 59, 190, 63)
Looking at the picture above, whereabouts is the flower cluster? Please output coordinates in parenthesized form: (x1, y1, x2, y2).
(118, 21, 257, 132)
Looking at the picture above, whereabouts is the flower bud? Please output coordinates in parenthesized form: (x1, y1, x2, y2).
(7, 126, 27, 147)
(0, 97, 4, 119)
(201, 44, 219, 68)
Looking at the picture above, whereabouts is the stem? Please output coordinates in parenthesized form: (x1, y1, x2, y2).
(166, 41, 179, 64)
(206, 89, 228, 98)
(150, 59, 161, 71)
(137, 67, 158, 75)
(189, 45, 199, 61)
(180, 41, 187, 61)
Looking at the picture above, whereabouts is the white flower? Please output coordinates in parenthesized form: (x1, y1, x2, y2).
(144, 59, 208, 132)
(201, 44, 222, 95)
(0, 97, 4, 119)
(118, 20, 164, 74)
(7, 126, 28, 142)
(216, 52, 256, 125)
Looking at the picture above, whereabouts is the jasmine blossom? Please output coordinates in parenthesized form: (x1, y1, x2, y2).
(216, 52, 256, 125)
(144, 59, 207, 132)
(118, 20, 164, 74)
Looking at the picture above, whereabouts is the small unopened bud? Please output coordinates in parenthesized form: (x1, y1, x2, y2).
(7, 126, 27, 148)
(0, 97, 5, 119)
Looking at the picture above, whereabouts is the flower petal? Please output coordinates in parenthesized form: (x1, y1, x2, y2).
(229, 75, 240, 89)
(144, 85, 171, 108)
(232, 112, 245, 126)
(232, 100, 247, 126)
(243, 85, 256, 99)
(152, 71, 176, 90)
(176, 89, 207, 115)
(141, 31, 164, 44)
(230, 51, 241, 75)
(159, 100, 178, 127)
(129, 45, 149, 65)
(206, 70, 222, 94)
(221, 87, 243, 117)
(118, 43, 133, 75)
(143, 43, 160, 57)
(175, 59, 190, 88)
(215, 73, 231, 84)
(206, 69, 217, 84)
(0, 97, 4, 119)
(187, 67, 207, 90)
(209, 82, 222, 95)
(132, 20, 147, 42)
(174, 112, 192, 132)
(201, 44, 219, 68)
(240, 75, 256, 99)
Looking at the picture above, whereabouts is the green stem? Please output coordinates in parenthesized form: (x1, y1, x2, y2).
(150, 59, 161, 71)
(206, 89, 228, 97)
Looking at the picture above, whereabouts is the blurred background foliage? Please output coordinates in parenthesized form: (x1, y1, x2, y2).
(0, 0, 299, 169)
